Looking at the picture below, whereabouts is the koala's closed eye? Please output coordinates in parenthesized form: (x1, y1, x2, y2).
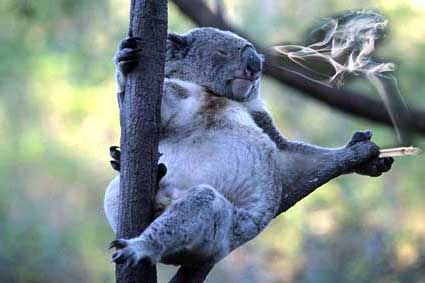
(215, 50, 230, 57)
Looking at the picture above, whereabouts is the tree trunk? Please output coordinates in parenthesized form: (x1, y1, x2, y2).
(116, 1, 167, 283)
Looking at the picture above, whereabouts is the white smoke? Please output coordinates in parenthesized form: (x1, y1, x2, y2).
(274, 10, 409, 141)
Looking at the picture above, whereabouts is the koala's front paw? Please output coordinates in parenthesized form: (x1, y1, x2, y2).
(109, 238, 159, 268)
(354, 156, 394, 177)
(346, 131, 394, 177)
(108, 146, 167, 184)
(110, 146, 121, 172)
(345, 131, 379, 161)
(346, 130, 373, 147)
(114, 37, 143, 75)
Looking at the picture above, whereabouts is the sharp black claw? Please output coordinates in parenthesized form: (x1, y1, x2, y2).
(109, 239, 127, 250)
(109, 240, 118, 249)
(348, 131, 374, 147)
(116, 49, 142, 63)
(110, 146, 121, 161)
(158, 163, 167, 180)
(120, 37, 143, 49)
(364, 130, 373, 139)
(110, 160, 120, 172)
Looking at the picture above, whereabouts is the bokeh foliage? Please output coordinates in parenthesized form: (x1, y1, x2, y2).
(0, 0, 424, 282)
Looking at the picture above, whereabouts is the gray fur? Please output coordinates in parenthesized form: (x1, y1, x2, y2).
(106, 78, 282, 266)
(106, 28, 393, 281)
(115, 28, 262, 102)
(166, 28, 260, 101)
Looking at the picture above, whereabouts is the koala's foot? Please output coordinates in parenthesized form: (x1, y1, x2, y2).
(346, 131, 394, 177)
(109, 145, 168, 184)
(109, 238, 162, 268)
(114, 37, 143, 74)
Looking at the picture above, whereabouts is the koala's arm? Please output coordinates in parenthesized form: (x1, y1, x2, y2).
(246, 103, 393, 216)
(275, 131, 393, 215)
(250, 110, 288, 150)
(113, 37, 144, 128)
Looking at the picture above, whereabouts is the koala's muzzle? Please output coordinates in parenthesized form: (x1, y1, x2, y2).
(241, 46, 262, 80)
(231, 46, 263, 101)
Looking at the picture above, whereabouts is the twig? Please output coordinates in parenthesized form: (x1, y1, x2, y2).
(379, 147, 421, 158)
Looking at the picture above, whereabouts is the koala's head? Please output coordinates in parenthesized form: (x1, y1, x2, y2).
(165, 27, 263, 102)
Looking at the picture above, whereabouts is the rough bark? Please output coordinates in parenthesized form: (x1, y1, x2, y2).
(116, 1, 167, 283)
(172, 0, 425, 136)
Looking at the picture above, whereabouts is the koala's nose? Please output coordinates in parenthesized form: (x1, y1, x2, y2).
(241, 46, 262, 80)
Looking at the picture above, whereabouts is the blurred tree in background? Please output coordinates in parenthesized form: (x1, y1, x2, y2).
(0, 0, 424, 282)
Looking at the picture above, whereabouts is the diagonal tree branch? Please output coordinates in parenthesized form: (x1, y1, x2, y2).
(172, 0, 425, 136)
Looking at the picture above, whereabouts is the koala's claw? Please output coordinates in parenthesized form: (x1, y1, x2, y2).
(110, 239, 136, 266)
(115, 37, 143, 75)
(110, 146, 121, 172)
(110, 146, 121, 160)
(117, 48, 142, 61)
(347, 130, 373, 147)
(110, 238, 156, 268)
(110, 160, 120, 171)
(112, 249, 140, 267)
(158, 163, 167, 182)
(108, 146, 167, 184)
(119, 36, 143, 50)
(109, 239, 127, 250)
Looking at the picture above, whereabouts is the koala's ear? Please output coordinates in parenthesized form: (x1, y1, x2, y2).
(166, 33, 189, 60)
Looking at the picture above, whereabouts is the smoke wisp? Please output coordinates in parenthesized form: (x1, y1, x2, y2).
(274, 10, 410, 142)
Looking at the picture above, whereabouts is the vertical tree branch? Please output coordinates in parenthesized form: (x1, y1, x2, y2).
(116, 1, 167, 283)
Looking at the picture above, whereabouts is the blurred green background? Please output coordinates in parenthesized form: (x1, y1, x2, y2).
(1, 0, 424, 282)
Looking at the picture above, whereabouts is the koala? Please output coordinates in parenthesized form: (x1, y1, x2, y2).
(105, 28, 394, 283)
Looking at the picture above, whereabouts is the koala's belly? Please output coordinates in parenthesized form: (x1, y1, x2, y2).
(157, 131, 280, 210)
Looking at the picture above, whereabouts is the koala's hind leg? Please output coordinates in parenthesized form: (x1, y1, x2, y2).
(110, 184, 271, 281)
(110, 185, 233, 267)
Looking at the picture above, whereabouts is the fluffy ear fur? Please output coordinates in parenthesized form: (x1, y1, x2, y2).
(166, 33, 189, 60)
